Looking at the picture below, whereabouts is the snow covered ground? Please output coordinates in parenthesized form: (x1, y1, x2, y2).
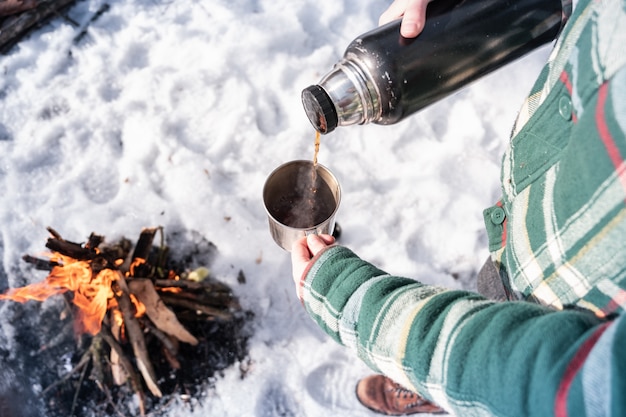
(0, 0, 553, 415)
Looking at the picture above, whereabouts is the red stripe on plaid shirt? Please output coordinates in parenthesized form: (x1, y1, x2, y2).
(554, 321, 611, 417)
(560, 71, 573, 93)
(603, 290, 626, 316)
(596, 81, 626, 194)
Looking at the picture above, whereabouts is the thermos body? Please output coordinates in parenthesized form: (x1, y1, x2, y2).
(302, 0, 570, 134)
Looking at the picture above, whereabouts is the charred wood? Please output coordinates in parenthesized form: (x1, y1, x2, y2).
(45, 234, 98, 261)
(161, 287, 239, 310)
(130, 228, 157, 263)
(21, 254, 60, 271)
(158, 293, 233, 321)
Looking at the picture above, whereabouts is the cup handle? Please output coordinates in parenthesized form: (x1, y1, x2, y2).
(304, 229, 318, 236)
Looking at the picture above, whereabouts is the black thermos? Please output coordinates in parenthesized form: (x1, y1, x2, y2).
(302, 0, 571, 134)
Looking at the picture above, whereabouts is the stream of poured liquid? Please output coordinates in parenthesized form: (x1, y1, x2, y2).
(270, 131, 333, 228)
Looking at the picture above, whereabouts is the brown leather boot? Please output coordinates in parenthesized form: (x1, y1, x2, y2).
(355, 375, 447, 415)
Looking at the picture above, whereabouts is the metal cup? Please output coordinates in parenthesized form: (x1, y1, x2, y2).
(263, 160, 341, 251)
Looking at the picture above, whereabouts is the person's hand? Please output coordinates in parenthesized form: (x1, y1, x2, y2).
(379, 0, 432, 38)
(291, 234, 335, 296)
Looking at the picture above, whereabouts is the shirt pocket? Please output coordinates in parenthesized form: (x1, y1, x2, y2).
(504, 84, 573, 197)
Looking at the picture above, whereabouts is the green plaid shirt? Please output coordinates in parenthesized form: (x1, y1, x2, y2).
(484, 0, 626, 317)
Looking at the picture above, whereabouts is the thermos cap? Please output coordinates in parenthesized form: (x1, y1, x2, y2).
(301, 85, 338, 134)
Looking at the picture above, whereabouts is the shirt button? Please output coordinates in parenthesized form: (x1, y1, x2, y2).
(559, 96, 572, 120)
(490, 207, 506, 224)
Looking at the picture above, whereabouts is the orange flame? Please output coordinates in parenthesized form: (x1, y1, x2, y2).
(158, 270, 183, 294)
(0, 254, 118, 335)
(130, 257, 147, 277)
(111, 307, 124, 328)
(131, 294, 146, 317)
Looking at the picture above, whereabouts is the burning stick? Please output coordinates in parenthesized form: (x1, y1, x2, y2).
(128, 278, 199, 345)
(99, 325, 147, 417)
(114, 273, 162, 398)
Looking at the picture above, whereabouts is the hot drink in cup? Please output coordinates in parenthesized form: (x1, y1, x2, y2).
(263, 160, 341, 251)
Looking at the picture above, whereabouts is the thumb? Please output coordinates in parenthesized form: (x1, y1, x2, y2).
(306, 234, 335, 256)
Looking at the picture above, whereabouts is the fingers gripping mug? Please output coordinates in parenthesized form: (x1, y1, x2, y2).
(263, 160, 341, 251)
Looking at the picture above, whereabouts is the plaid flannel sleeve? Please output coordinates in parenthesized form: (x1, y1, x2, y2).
(300, 245, 626, 417)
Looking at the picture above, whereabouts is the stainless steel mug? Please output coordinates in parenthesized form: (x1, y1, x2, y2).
(263, 160, 341, 251)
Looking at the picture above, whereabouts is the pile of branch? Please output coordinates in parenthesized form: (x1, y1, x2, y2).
(20, 227, 242, 417)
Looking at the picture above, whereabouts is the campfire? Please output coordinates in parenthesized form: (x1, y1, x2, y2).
(0, 227, 251, 417)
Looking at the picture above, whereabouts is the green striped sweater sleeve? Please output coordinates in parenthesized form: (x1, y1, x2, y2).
(300, 245, 625, 417)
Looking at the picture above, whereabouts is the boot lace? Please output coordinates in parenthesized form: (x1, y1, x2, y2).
(389, 383, 425, 410)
